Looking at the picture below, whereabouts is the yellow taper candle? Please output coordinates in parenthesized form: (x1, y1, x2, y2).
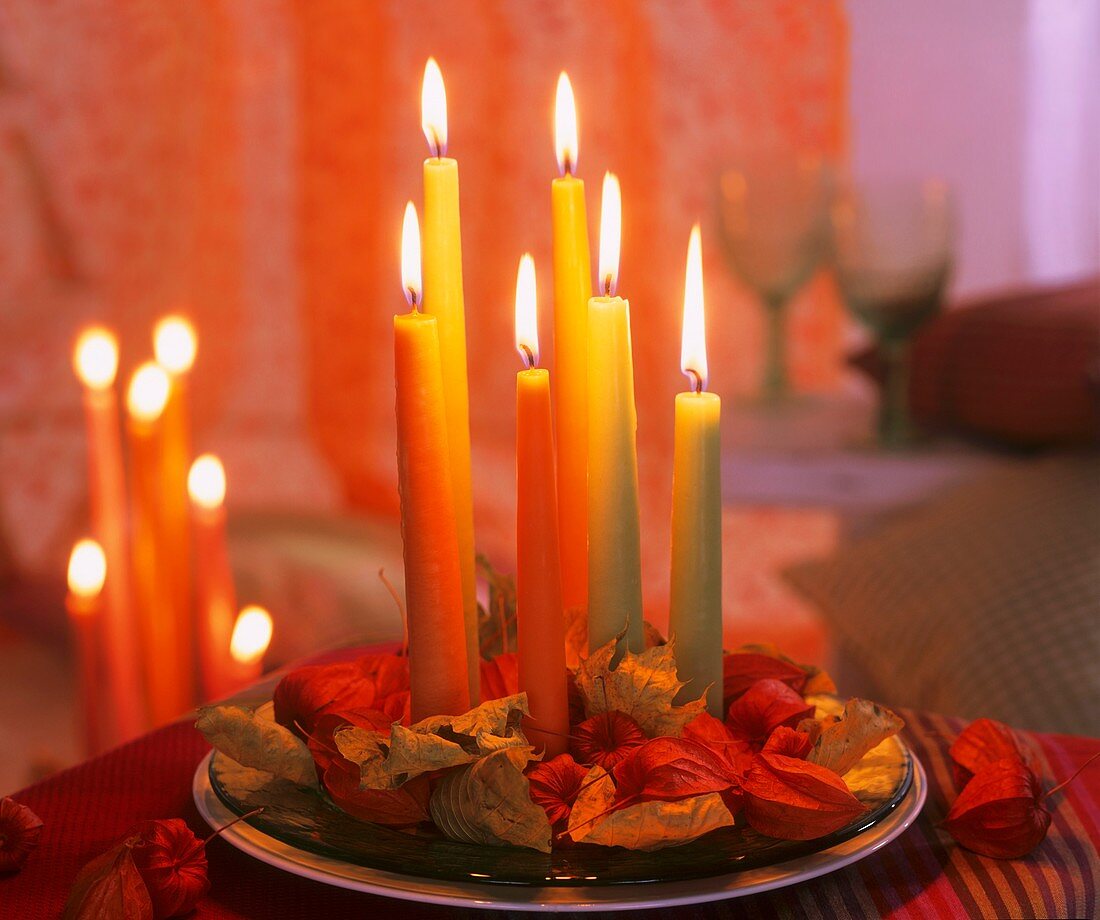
(669, 225, 723, 717)
(587, 173, 644, 657)
(514, 255, 569, 757)
(421, 58, 479, 703)
(551, 73, 593, 614)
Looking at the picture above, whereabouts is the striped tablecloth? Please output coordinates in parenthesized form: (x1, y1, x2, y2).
(4, 706, 1097, 918)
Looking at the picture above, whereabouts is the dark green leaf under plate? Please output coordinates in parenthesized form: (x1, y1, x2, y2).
(208, 698, 912, 888)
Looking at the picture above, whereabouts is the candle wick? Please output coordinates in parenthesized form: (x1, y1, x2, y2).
(519, 343, 536, 370)
(601, 274, 614, 298)
(428, 129, 445, 160)
(407, 286, 421, 312)
(687, 368, 703, 394)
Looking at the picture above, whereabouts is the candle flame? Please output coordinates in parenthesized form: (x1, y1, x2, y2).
(680, 223, 708, 392)
(230, 605, 273, 666)
(126, 361, 171, 422)
(555, 72, 578, 176)
(597, 172, 621, 297)
(73, 327, 119, 391)
(514, 254, 539, 368)
(401, 201, 422, 309)
(188, 454, 226, 509)
(67, 538, 106, 599)
(421, 57, 448, 157)
(153, 315, 197, 375)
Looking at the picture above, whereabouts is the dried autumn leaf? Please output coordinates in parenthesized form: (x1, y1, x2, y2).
(307, 709, 393, 777)
(196, 705, 319, 790)
(949, 718, 1035, 787)
(943, 757, 1050, 859)
(808, 699, 904, 776)
(480, 652, 519, 702)
(725, 679, 815, 750)
(335, 693, 530, 789)
(743, 751, 865, 840)
(575, 631, 706, 738)
(566, 765, 617, 842)
(762, 726, 813, 760)
(130, 819, 209, 918)
(570, 711, 647, 770)
(0, 797, 43, 874)
(429, 747, 551, 853)
(613, 738, 737, 806)
(62, 838, 153, 920)
(526, 754, 590, 827)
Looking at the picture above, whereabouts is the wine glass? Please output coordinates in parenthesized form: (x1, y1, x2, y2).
(717, 155, 833, 403)
(830, 179, 953, 448)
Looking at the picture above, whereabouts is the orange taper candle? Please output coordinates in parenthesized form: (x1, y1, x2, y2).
(514, 255, 569, 756)
(73, 328, 146, 741)
(395, 202, 471, 722)
(153, 316, 197, 709)
(227, 605, 274, 693)
(188, 454, 237, 701)
(66, 538, 107, 757)
(127, 362, 190, 724)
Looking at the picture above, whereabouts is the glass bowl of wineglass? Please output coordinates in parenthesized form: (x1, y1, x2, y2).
(717, 154, 834, 403)
(830, 179, 953, 449)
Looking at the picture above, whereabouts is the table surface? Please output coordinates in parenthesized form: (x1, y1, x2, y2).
(4, 653, 1098, 919)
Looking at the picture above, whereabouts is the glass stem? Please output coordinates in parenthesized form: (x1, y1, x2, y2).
(879, 338, 913, 448)
(762, 294, 789, 402)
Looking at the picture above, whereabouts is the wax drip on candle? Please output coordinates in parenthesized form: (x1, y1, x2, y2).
(597, 172, 622, 298)
(680, 223, 708, 394)
(421, 58, 448, 159)
(514, 254, 539, 370)
(401, 202, 423, 310)
(555, 72, 578, 178)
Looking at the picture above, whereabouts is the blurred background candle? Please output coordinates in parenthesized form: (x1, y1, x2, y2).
(551, 73, 593, 617)
(395, 202, 471, 721)
(66, 539, 107, 757)
(514, 255, 569, 757)
(126, 361, 189, 723)
(228, 604, 273, 690)
(668, 225, 723, 717)
(189, 454, 237, 701)
(72, 328, 146, 742)
(587, 173, 644, 656)
(153, 315, 198, 710)
(421, 58, 479, 704)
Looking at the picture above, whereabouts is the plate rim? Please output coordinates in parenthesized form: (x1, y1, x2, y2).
(193, 750, 927, 911)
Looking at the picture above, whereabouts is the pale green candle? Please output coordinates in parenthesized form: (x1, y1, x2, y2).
(668, 225, 723, 716)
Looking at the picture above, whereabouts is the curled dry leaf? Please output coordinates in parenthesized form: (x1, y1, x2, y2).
(130, 819, 209, 918)
(429, 747, 551, 853)
(949, 718, 1035, 787)
(62, 838, 153, 920)
(196, 705, 319, 790)
(580, 794, 735, 852)
(808, 699, 904, 776)
(576, 631, 706, 738)
(743, 751, 865, 840)
(526, 753, 590, 827)
(273, 654, 410, 737)
(570, 711, 647, 770)
(725, 679, 815, 750)
(307, 709, 393, 777)
(943, 757, 1050, 859)
(762, 726, 813, 760)
(0, 796, 44, 874)
(335, 693, 530, 789)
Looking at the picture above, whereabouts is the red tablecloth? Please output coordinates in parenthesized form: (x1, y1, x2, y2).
(3, 688, 1098, 917)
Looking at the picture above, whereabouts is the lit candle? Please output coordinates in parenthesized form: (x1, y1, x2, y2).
(127, 362, 189, 724)
(66, 538, 107, 757)
(514, 255, 569, 757)
(551, 73, 593, 615)
(587, 173, 644, 656)
(228, 605, 273, 691)
(189, 454, 237, 701)
(72, 328, 146, 741)
(153, 316, 198, 711)
(395, 202, 471, 721)
(421, 58, 479, 703)
(668, 225, 723, 717)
